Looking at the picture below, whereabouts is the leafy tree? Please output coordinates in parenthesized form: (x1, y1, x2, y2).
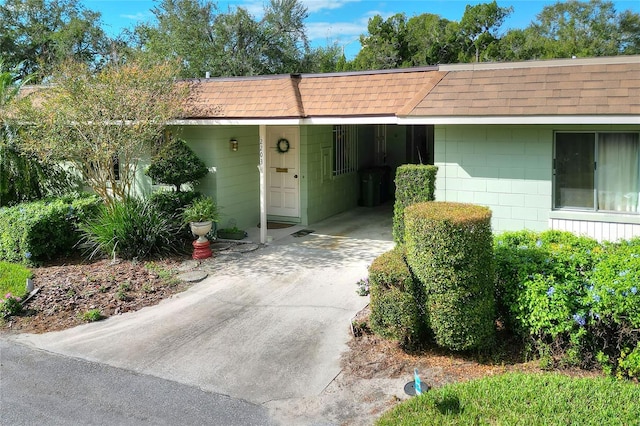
(261, 0, 310, 74)
(134, 0, 218, 79)
(208, 7, 265, 76)
(530, 0, 633, 58)
(0, 60, 42, 206)
(145, 138, 208, 192)
(619, 9, 640, 54)
(16, 59, 187, 208)
(491, 27, 546, 61)
(299, 44, 343, 73)
(459, 1, 513, 62)
(352, 13, 410, 70)
(0, 0, 109, 81)
(0, 60, 77, 206)
(134, 0, 313, 77)
(351, 2, 511, 69)
(405, 14, 459, 66)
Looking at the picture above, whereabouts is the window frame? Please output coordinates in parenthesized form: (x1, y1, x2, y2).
(553, 130, 640, 214)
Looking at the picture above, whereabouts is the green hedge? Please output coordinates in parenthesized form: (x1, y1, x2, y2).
(149, 190, 202, 236)
(494, 231, 640, 377)
(369, 247, 425, 346)
(0, 194, 102, 263)
(392, 164, 437, 245)
(405, 201, 495, 351)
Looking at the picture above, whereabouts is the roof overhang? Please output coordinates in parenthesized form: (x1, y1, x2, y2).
(397, 115, 640, 125)
(170, 115, 640, 126)
(169, 115, 401, 126)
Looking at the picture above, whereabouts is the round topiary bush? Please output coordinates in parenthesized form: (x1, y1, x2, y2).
(405, 201, 495, 351)
(368, 247, 426, 347)
(145, 138, 208, 192)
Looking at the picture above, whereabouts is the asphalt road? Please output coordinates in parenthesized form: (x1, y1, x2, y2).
(0, 339, 275, 426)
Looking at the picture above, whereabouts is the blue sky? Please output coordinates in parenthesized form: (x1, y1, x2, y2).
(83, 0, 640, 58)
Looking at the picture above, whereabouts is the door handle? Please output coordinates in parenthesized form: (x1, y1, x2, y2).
(294, 174, 298, 178)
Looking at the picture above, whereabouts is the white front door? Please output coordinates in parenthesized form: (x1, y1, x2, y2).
(266, 126, 300, 218)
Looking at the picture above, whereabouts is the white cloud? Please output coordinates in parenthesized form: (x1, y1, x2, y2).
(120, 12, 153, 21)
(224, 0, 362, 17)
(306, 21, 364, 43)
(232, 0, 264, 17)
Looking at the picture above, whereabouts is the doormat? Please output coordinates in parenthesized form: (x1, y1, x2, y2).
(291, 229, 314, 238)
(257, 221, 296, 229)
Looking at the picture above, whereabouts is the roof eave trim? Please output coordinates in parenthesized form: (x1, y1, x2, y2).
(169, 115, 401, 126)
(397, 115, 640, 125)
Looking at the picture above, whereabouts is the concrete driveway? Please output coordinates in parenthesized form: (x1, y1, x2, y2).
(12, 205, 395, 424)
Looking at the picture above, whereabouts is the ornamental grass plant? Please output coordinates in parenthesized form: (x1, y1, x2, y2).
(80, 197, 182, 260)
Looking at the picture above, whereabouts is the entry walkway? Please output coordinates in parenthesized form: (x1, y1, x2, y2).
(12, 205, 395, 424)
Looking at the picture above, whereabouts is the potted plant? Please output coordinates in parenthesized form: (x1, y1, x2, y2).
(182, 196, 219, 243)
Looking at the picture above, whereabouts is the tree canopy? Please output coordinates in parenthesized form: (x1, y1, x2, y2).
(16, 59, 188, 207)
(132, 0, 319, 78)
(0, 0, 109, 82)
(349, 0, 640, 70)
(1, 0, 638, 77)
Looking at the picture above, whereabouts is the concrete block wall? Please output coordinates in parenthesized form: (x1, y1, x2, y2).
(434, 125, 552, 233)
(176, 125, 260, 231)
(301, 125, 359, 225)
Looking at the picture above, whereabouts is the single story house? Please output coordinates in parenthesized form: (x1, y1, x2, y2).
(148, 55, 639, 243)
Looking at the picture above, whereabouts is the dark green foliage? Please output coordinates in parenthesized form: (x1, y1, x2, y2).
(145, 138, 208, 192)
(392, 164, 437, 244)
(427, 292, 495, 352)
(494, 231, 640, 377)
(0, 194, 102, 263)
(1, 140, 81, 208)
(80, 197, 182, 260)
(149, 190, 201, 224)
(494, 231, 598, 337)
(369, 247, 425, 346)
(405, 201, 494, 351)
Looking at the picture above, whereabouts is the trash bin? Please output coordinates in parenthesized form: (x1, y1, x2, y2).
(359, 168, 383, 207)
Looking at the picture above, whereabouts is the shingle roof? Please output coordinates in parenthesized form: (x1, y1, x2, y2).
(408, 57, 640, 117)
(24, 56, 635, 120)
(183, 75, 304, 118)
(183, 67, 446, 119)
(298, 70, 446, 117)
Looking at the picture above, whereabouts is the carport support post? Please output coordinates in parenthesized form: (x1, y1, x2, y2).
(258, 125, 267, 244)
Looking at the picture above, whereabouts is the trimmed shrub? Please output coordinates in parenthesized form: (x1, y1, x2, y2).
(369, 247, 425, 346)
(494, 230, 599, 338)
(79, 197, 181, 260)
(0, 194, 102, 263)
(588, 239, 640, 376)
(149, 190, 201, 218)
(145, 138, 208, 192)
(392, 164, 437, 245)
(494, 231, 640, 376)
(149, 190, 201, 236)
(405, 201, 494, 351)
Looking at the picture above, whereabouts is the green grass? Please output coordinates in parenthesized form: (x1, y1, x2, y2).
(0, 261, 32, 299)
(377, 372, 640, 425)
(79, 309, 103, 322)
